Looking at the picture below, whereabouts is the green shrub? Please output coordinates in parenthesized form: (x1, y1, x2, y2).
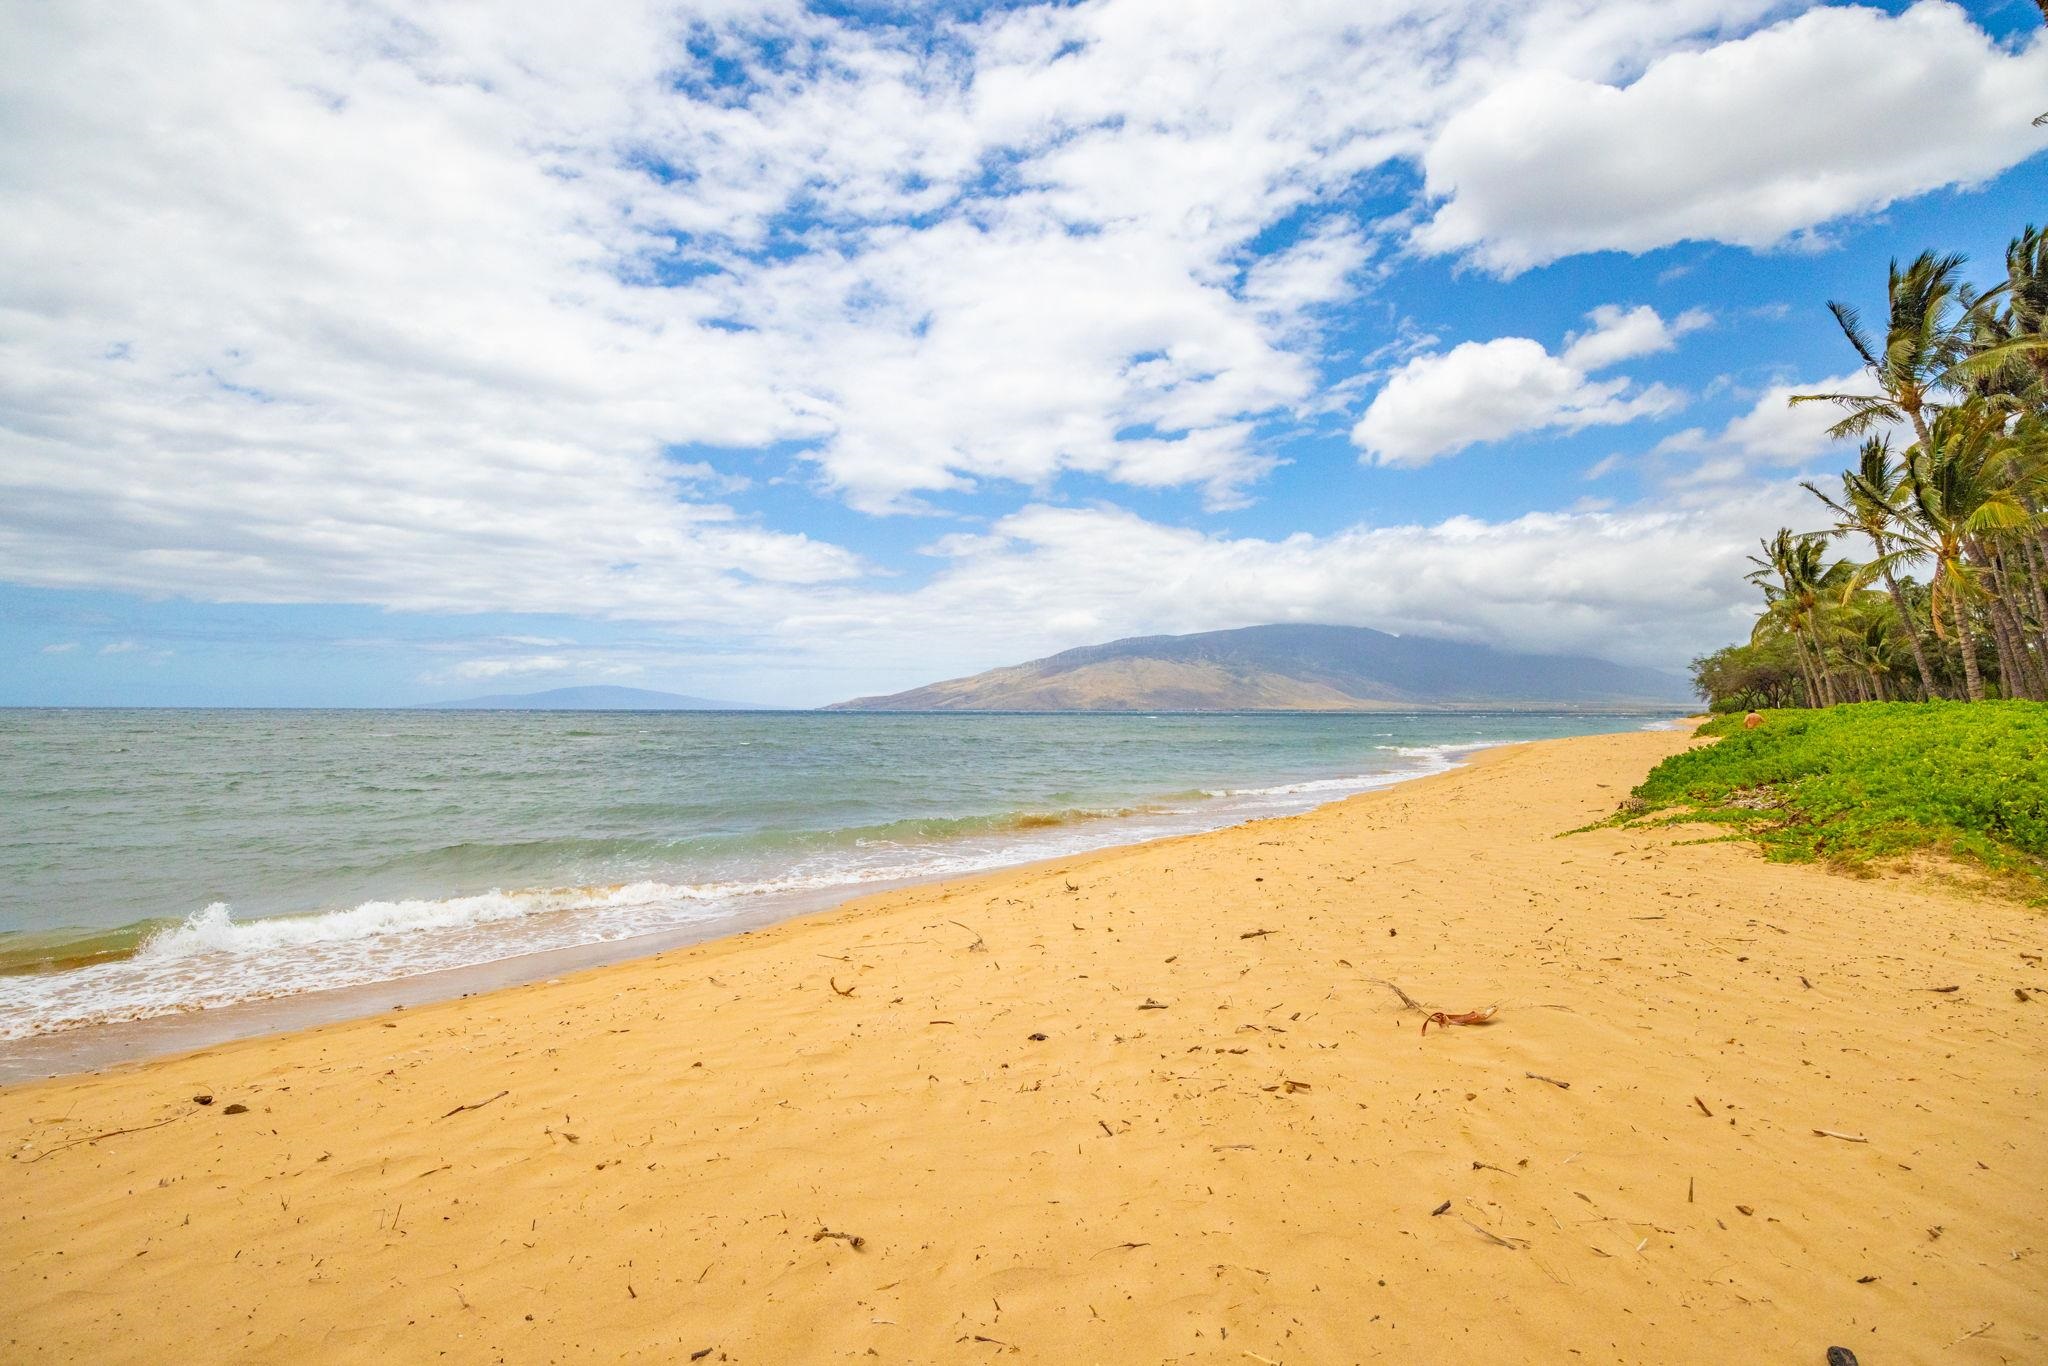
(1632, 701, 2048, 895)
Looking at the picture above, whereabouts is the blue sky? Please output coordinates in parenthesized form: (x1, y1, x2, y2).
(2, 0, 2044, 706)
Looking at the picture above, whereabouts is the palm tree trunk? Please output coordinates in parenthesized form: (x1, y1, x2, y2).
(1954, 598, 1986, 702)
(2023, 540, 2048, 655)
(1789, 631, 1820, 708)
(2033, 553, 2048, 664)
(1805, 629, 1837, 706)
(2014, 539, 2048, 676)
(1986, 601, 2021, 698)
(1880, 565, 1937, 700)
(1986, 549, 2047, 700)
(2010, 609, 2048, 701)
(1987, 595, 2045, 700)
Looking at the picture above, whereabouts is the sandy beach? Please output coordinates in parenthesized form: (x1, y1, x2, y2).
(3, 725, 2042, 1363)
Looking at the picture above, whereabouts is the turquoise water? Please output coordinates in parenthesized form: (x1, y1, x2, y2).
(0, 708, 1674, 1038)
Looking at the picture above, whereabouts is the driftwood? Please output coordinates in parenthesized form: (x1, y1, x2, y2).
(20, 1114, 185, 1163)
(811, 1227, 866, 1251)
(438, 1090, 508, 1120)
(829, 977, 855, 997)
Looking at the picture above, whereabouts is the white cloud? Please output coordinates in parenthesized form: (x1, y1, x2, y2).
(2, 0, 1464, 557)
(433, 654, 641, 685)
(1719, 370, 1882, 460)
(1652, 369, 1883, 475)
(5, 0, 1943, 563)
(1561, 304, 1710, 371)
(97, 641, 141, 656)
(445, 656, 574, 683)
(1351, 305, 1692, 467)
(40, 641, 78, 654)
(1417, 1, 2048, 273)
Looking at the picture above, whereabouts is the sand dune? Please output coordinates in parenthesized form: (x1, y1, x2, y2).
(3, 726, 2043, 1363)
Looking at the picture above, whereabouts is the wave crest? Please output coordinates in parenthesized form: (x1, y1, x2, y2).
(134, 883, 692, 962)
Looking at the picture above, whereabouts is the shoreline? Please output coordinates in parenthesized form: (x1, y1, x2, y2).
(4, 725, 2042, 1362)
(0, 736, 1507, 1082)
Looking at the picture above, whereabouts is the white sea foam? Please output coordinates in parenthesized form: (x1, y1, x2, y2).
(1205, 744, 1479, 799)
(1393, 742, 1482, 764)
(135, 883, 694, 962)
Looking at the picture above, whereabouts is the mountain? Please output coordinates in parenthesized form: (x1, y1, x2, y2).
(827, 624, 1691, 712)
(416, 685, 767, 711)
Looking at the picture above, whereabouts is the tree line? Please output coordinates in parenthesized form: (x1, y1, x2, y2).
(1695, 225, 2048, 711)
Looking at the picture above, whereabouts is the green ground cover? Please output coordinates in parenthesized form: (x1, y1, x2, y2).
(1629, 701, 2048, 898)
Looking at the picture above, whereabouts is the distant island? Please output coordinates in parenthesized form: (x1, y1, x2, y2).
(415, 685, 767, 711)
(828, 623, 1691, 712)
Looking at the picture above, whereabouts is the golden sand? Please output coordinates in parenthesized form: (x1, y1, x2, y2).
(3, 727, 2043, 1363)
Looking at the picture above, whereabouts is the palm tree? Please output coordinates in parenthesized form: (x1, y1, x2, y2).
(1827, 593, 1907, 702)
(1977, 409, 2048, 694)
(1791, 252, 2045, 449)
(1895, 405, 2036, 701)
(1958, 228, 2048, 409)
(1801, 437, 1938, 698)
(1959, 232, 2048, 688)
(2002, 412, 2048, 660)
(2001, 226, 2048, 358)
(1747, 529, 1853, 706)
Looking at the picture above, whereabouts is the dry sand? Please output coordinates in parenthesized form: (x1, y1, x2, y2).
(3, 726, 2043, 1363)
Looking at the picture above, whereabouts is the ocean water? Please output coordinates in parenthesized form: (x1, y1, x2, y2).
(0, 708, 1674, 1042)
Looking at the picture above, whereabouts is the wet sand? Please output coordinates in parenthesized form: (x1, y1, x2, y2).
(3, 725, 2043, 1362)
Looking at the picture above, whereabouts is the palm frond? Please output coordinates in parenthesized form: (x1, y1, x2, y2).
(1826, 300, 1881, 371)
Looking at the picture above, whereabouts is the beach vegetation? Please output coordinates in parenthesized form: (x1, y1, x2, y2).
(1630, 701, 2048, 897)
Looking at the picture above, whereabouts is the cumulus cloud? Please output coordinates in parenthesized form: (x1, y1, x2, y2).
(0, 0, 2035, 691)
(442, 656, 577, 683)
(1562, 304, 1711, 371)
(1652, 370, 1884, 481)
(1417, 1, 2048, 273)
(1720, 371, 1892, 461)
(1351, 305, 1697, 466)
(430, 654, 643, 685)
